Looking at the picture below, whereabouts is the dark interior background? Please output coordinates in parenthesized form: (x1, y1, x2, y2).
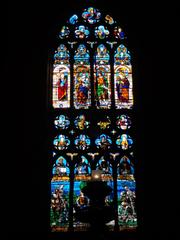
(8, 0, 179, 239)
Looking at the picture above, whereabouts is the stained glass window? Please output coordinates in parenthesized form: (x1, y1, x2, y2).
(50, 6, 137, 232)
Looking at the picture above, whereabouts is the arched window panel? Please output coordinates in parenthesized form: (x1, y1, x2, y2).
(74, 155, 91, 180)
(117, 156, 135, 181)
(52, 156, 70, 181)
(96, 155, 113, 181)
(117, 181, 137, 230)
(114, 45, 133, 109)
(53, 44, 70, 108)
(50, 181, 70, 231)
(74, 45, 91, 109)
(94, 44, 111, 109)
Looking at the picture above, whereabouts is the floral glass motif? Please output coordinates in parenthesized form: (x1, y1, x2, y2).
(75, 25, 90, 39)
(53, 44, 70, 108)
(105, 15, 114, 25)
(75, 156, 91, 176)
(116, 115, 131, 130)
(69, 14, 78, 24)
(53, 135, 70, 150)
(52, 156, 70, 179)
(117, 156, 134, 179)
(82, 7, 101, 24)
(116, 134, 133, 150)
(74, 135, 91, 150)
(54, 115, 70, 129)
(114, 26, 125, 39)
(94, 45, 111, 109)
(95, 25, 109, 39)
(74, 45, 91, 109)
(74, 115, 90, 130)
(97, 116, 111, 129)
(95, 134, 112, 150)
(59, 26, 70, 39)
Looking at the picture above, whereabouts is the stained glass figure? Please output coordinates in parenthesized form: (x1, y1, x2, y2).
(69, 14, 78, 24)
(116, 115, 131, 130)
(96, 156, 112, 177)
(118, 184, 137, 228)
(74, 115, 90, 130)
(74, 45, 91, 109)
(105, 15, 114, 25)
(50, 183, 69, 231)
(116, 134, 133, 150)
(54, 115, 70, 129)
(94, 45, 111, 109)
(53, 135, 70, 150)
(59, 26, 70, 39)
(82, 7, 101, 24)
(97, 116, 111, 129)
(114, 45, 133, 109)
(95, 25, 109, 39)
(52, 156, 70, 180)
(74, 135, 91, 150)
(53, 45, 70, 108)
(75, 156, 91, 177)
(117, 156, 134, 180)
(114, 26, 125, 39)
(95, 134, 112, 150)
(75, 25, 90, 39)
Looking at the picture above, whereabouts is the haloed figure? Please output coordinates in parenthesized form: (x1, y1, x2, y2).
(97, 72, 108, 101)
(57, 73, 68, 100)
(116, 76, 129, 102)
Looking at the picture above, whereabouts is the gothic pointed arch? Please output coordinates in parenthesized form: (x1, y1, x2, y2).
(50, 6, 137, 232)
